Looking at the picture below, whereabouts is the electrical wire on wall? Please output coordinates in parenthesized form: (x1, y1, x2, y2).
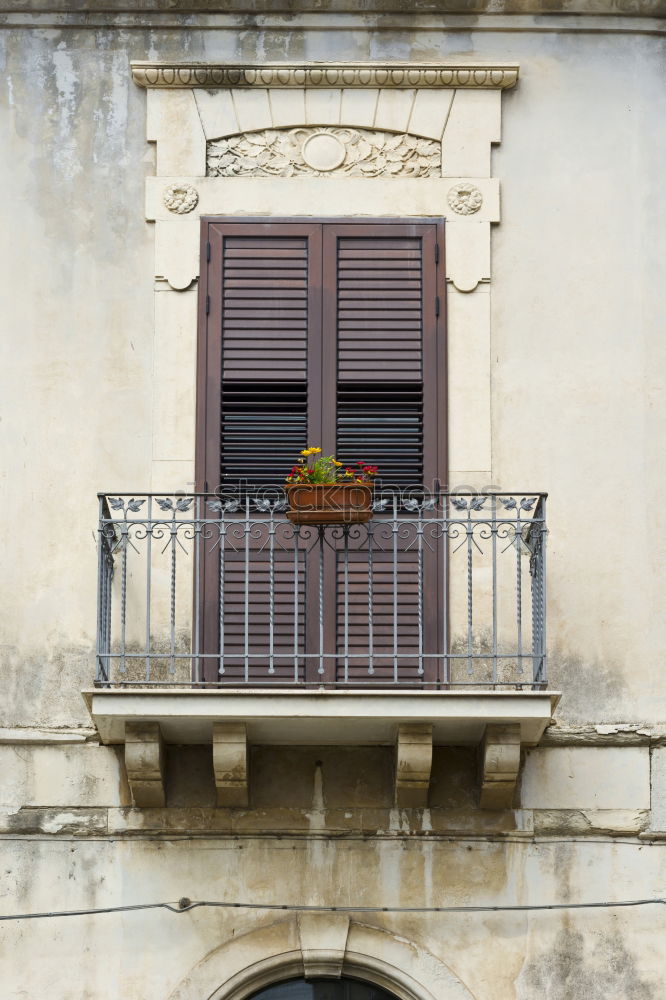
(1, 898, 665, 922)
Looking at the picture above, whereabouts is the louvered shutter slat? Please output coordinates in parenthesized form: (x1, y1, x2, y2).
(220, 235, 310, 490)
(328, 227, 441, 682)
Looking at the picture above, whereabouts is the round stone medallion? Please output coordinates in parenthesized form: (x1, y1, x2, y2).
(447, 182, 483, 216)
(163, 183, 199, 214)
(301, 133, 346, 172)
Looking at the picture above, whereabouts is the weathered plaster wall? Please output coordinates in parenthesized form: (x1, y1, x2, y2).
(1, 19, 665, 998)
(1, 21, 665, 727)
(1, 834, 665, 999)
(2, 734, 662, 999)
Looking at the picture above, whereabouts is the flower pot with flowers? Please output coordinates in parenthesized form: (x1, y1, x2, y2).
(285, 447, 379, 525)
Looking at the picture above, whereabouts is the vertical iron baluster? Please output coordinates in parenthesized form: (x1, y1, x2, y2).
(343, 525, 350, 684)
(268, 505, 275, 675)
(442, 496, 449, 686)
(293, 526, 300, 682)
(466, 505, 473, 676)
(120, 509, 128, 675)
(95, 496, 107, 683)
(392, 495, 398, 684)
(540, 498, 547, 684)
(145, 495, 152, 682)
(218, 502, 226, 677)
(318, 527, 325, 677)
(531, 530, 539, 683)
(417, 505, 424, 676)
(490, 496, 498, 684)
(530, 497, 547, 685)
(367, 522, 374, 676)
(169, 504, 177, 675)
(193, 495, 201, 684)
(105, 541, 113, 683)
(244, 496, 250, 684)
(516, 503, 523, 675)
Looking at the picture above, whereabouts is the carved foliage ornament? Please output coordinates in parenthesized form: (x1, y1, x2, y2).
(207, 127, 441, 178)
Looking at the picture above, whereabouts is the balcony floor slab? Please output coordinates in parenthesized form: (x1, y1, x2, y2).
(83, 689, 560, 747)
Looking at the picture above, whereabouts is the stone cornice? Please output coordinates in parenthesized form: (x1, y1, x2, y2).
(130, 62, 519, 90)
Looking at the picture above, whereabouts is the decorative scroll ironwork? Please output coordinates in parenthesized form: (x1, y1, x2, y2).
(207, 127, 441, 178)
(95, 490, 547, 690)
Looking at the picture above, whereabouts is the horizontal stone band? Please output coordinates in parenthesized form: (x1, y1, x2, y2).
(131, 62, 519, 89)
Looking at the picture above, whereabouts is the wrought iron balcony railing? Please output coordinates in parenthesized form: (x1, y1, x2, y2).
(96, 491, 547, 689)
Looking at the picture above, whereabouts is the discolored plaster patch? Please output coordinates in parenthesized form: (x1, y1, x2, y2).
(516, 923, 657, 1000)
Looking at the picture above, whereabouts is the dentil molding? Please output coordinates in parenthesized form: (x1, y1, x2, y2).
(131, 62, 519, 90)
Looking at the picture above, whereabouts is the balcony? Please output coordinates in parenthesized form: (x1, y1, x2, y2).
(85, 491, 559, 808)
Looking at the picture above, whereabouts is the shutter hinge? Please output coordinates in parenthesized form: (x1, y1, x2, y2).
(205, 294, 210, 315)
(435, 243, 440, 264)
(206, 241, 211, 262)
(204, 480, 209, 494)
(436, 296, 440, 316)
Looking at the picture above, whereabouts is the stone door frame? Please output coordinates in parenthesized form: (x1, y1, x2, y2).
(133, 61, 518, 491)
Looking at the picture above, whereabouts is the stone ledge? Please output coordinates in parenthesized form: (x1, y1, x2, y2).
(84, 688, 559, 746)
(2, 805, 654, 838)
(6, 2, 661, 17)
(540, 724, 666, 746)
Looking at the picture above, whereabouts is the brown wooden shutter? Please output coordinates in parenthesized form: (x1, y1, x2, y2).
(322, 224, 441, 491)
(320, 223, 444, 684)
(198, 222, 323, 495)
(197, 219, 446, 685)
(197, 223, 322, 678)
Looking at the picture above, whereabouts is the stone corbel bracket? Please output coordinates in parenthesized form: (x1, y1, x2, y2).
(213, 722, 249, 807)
(479, 723, 522, 809)
(124, 721, 166, 807)
(395, 723, 433, 808)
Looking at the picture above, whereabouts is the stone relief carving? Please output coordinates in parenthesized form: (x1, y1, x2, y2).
(207, 127, 441, 178)
(163, 183, 199, 213)
(447, 182, 483, 215)
(132, 61, 519, 90)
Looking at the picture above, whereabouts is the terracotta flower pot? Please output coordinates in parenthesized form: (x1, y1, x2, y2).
(285, 483, 374, 524)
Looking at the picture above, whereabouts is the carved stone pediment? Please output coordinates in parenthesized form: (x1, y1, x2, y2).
(207, 126, 441, 178)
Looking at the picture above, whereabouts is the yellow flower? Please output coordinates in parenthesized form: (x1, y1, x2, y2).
(332, 459, 342, 466)
(344, 470, 353, 477)
(310, 447, 322, 454)
(300, 449, 311, 457)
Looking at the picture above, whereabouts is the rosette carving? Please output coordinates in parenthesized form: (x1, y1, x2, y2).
(163, 183, 199, 214)
(447, 182, 483, 215)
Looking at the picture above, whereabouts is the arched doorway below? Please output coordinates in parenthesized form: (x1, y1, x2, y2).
(250, 980, 398, 1000)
